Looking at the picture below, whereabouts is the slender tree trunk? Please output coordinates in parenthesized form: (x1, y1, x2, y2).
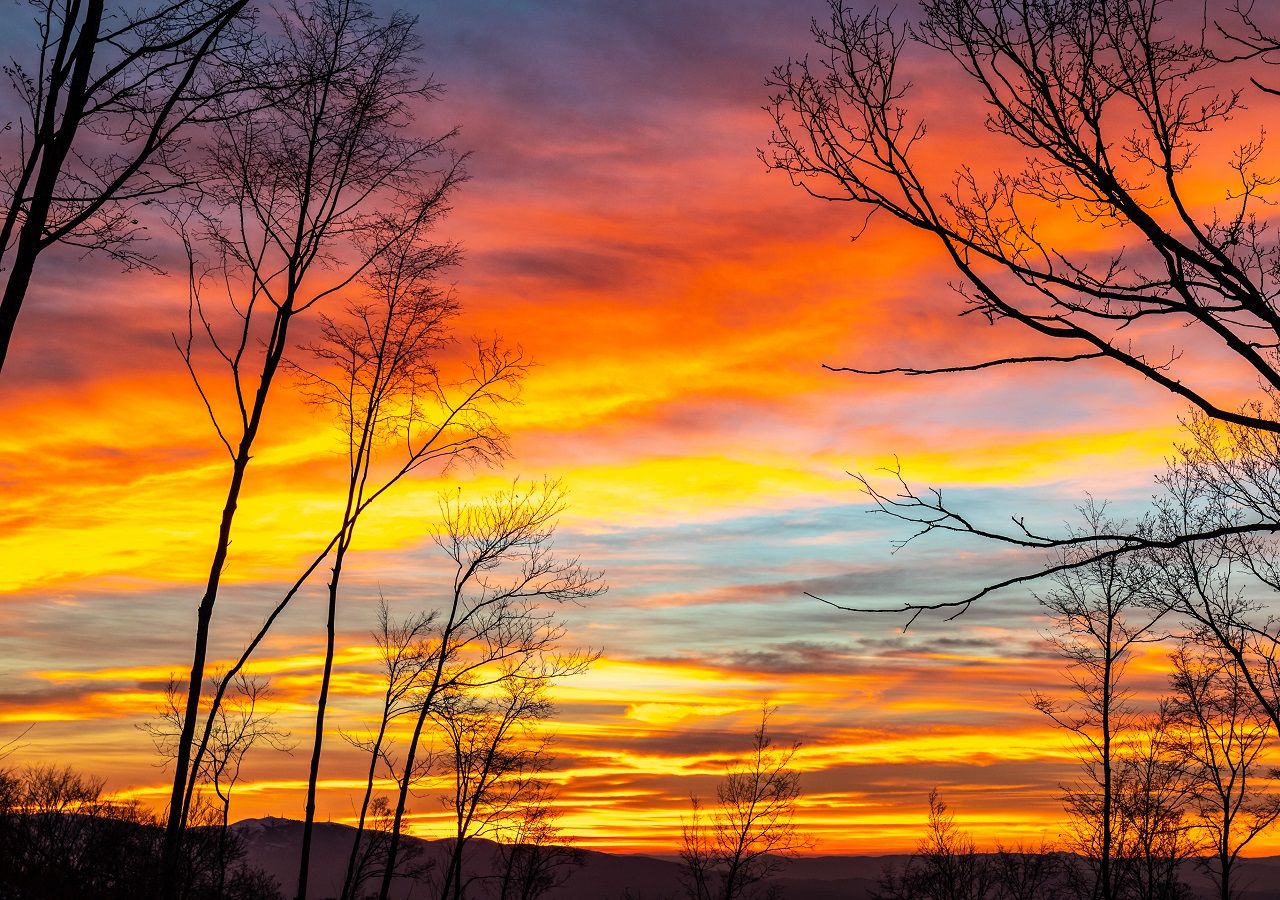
(440, 828, 471, 900)
(1219, 845, 1231, 900)
(497, 848, 516, 900)
(378, 690, 436, 900)
(296, 535, 352, 900)
(1101, 635, 1114, 900)
(162, 304, 294, 897)
(340, 711, 392, 900)
(216, 797, 230, 900)
(0, 0, 102, 374)
(162, 450, 249, 891)
(300, 390, 380, 898)
(379, 589, 471, 900)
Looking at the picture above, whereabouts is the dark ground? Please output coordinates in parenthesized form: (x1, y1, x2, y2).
(232, 817, 1280, 900)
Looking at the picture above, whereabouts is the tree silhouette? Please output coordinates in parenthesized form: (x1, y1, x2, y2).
(681, 708, 809, 900)
(1029, 512, 1164, 900)
(872, 790, 995, 900)
(0, 0, 253, 372)
(338, 599, 439, 900)
(161, 0, 464, 889)
(765, 0, 1280, 622)
(1168, 642, 1280, 900)
(374, 481, 603, 900)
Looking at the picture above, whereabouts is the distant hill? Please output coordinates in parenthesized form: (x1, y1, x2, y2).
(230, 817, 1280, 900)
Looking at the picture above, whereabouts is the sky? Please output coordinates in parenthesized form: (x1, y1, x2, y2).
(0, 0, 1272, 857)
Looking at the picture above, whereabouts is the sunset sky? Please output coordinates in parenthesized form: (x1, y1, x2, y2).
(1, 0, 1266, 857)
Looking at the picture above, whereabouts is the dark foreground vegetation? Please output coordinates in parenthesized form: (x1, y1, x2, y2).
(5, 784, 1280, 900)
(0, 765, 280, 899)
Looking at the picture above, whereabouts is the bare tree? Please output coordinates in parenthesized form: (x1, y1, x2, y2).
(767, 0, 1280, 437)
(286, 202, 500, 899)
(342, 795, 431, 900)
(872, 789, 994, 900)
(1141, 412, 1280, 729)
(1168, 642, 1280, 900)
(680, 708, 809, 900)
(494, 791, 585, 900)
(0, 0, 253, 372)
(0, 765, 161, 898)
(763, 0, 1280, 625)
(1112, 706, 1198, 900)
(435, 680, 556, 900)
(990, 840, 1062, 900)
(161, 0, 464, 887)
(179, 338, 522, 867)
(1029, 513, 1163, 900)
(0, 725, 33, 764)
(144, 672, 292, 898)
(145, 674, 291, 831)
(763, 19, 1280, 878)
(374, 481, 604, 900)
(338, 599, 439, 900)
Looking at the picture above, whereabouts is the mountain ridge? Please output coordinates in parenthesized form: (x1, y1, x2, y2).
(228, 817, 1280, 900)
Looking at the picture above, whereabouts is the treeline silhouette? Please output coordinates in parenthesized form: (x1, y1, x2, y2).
(0, 765, 280, 899)
(0, 762, 591, 900)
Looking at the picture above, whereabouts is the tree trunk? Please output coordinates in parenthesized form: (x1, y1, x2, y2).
(378, 696, 435, 900)
(162, 302, 294, 898)
(296, 536, 351, 899)
(0, 0, 102, 374)
(340, 711, 391, 900)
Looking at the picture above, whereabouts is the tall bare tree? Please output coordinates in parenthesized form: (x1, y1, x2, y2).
(1168, 643, 1280, 900)
(162, 0, 463, 887)
(375, 481, 604, 900)
(1029, 515, 1163, 900)
(286, 201, 494, 900)
(338, 599, 439, 900)
(680, 708, 809, 900)
(0, 0, 254, 372)
(178, 339, 522, 860)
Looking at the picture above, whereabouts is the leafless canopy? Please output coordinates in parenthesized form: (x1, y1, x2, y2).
(766, 0, 1280, 624)
(0, 0, 254, 371)
(681, 707, 810, 900)
(374, 480, 604, 900)
(163, 0, 467, 888)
